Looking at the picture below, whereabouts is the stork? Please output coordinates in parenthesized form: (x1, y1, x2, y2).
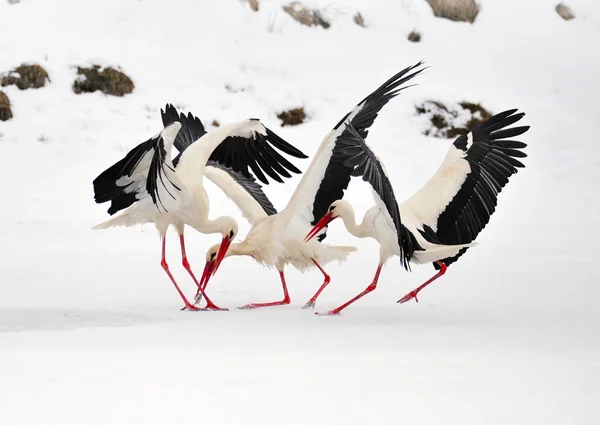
(196, 62, 427, 309)
(305, 110, 529, 314)
(92, 105, 307, 311)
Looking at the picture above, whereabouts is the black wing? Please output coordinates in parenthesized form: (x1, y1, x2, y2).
(207, 124, 308, 185)
(161, 103, 207, 166)
(205, 160, 277, 216)
(93, 123, 183, 215)
(340, 124, 418, 271)
(311, 61, 426, 240)
(432, 109, 529, 267)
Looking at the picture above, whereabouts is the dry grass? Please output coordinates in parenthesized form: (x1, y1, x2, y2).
(72, 65, 134, 97)
(556, 3, 575, 20)
(416, 100, 492, 138)
(425, 0, 479, 23)
(354, 12, 365, 27)
(0, 91, 12, 121)
(283, 2, 330, 29)
(1, 64, 49, 90)
(277, 107, 306, 126)
(247, 0, 259, 12)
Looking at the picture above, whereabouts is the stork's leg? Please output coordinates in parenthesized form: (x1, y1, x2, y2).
(160, 236, 227, 312)
(317, 264, 383, 316)
(302, 259, 331, 309)
(238, 270, 291, 310)
(397, 261, 448, 304)
(176, 232, 203, 306)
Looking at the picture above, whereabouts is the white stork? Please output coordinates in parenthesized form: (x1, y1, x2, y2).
(196, 62, 426, 309)
(305, 110, 529, 314)
(92, 105, 307, 311)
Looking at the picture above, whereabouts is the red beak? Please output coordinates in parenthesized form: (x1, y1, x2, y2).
(211, 236, 232, 276)
(199, 261, 214, 291)
(304, 212, 336, 242)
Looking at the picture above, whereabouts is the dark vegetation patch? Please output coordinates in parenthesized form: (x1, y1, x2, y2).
(416, 100, 492, 139)
(1, 64, 49, 90)
(72, 65, 134, 97)
(408, 30, 421, 42)
(277, 107, 306, 126)
(425, 0, 479, 23)
(211, 120, 220, 127)
(283, 2, 330, 29)
(0, 91, 13, 121)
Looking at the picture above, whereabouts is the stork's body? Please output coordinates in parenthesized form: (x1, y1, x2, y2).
(199, 62, 427, 309)
(306, 110, 530, 314)
(93, 105, 306, 310)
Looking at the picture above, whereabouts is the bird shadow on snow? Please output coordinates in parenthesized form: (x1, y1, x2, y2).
(0, 308, 168, 333)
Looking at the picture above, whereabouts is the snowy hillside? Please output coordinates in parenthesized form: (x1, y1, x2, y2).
(1, 0, 599, 424)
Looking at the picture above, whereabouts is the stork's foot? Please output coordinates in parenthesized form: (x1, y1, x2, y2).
(180, 303, 207, 312)
(315, 310, 341, 316)
(181, 303, 228, 311)
(238, 299, 290, 310)
(397, 290, 419, 304)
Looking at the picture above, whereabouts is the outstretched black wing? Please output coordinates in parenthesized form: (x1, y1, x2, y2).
(310, 61, 426, 240)
(207, 124, 308, 185)
(93, 123, 183, 214)
(431, 109, 528, 267)
(161, 103, 207, 166)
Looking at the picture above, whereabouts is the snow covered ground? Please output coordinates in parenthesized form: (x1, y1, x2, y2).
(1, 0, 599, 423)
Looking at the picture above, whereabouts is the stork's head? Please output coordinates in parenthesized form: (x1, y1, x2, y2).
(304, 200, 349, 242)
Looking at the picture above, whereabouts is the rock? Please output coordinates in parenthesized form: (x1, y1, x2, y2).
(72, 65, 134, 97)
(556, 3, 575, 20)
(1, 64, 50, 90)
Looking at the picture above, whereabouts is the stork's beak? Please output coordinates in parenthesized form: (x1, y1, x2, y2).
(199, 261, 215, 290)
(304, 212, 336, 242)
(212, 236, 232, 276)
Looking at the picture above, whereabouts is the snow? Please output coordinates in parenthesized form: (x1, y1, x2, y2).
(1, 0, 599, 424)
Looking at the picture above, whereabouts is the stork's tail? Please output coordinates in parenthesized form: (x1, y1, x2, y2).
(318, 245, 358, 265)
(92, 210, 148, 230)
(412, 241, 478, 265)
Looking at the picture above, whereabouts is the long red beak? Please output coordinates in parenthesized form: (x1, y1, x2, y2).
(304, 212, 336, 242)
(199, 261, 214, 291)
(212, 236, 232, 276)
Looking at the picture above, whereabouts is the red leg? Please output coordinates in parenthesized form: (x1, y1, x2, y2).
(177, 233, 205, 306)
(317, 264, 383, 316)
(302, 259, 331, 309)
(160, 236, 227, 312)
(238, 270, 291, 310)
(397, 261, 448, 304)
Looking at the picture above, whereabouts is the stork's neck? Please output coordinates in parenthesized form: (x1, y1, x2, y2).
(222, 242, 252, 258)
(177, 120, 265, 179)
(193, 215, 235, 235)
(338, 204, 371, 238)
